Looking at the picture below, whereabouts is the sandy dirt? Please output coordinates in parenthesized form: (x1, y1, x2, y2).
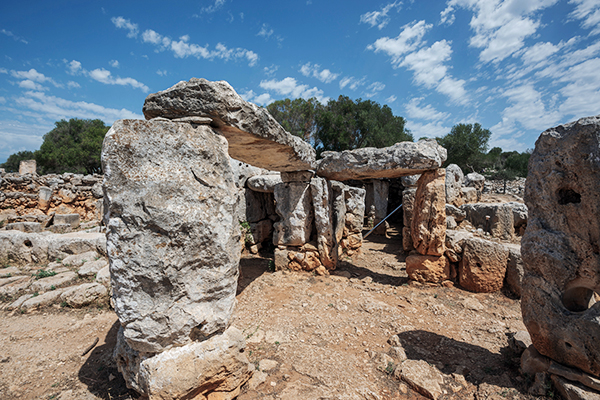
(0, 224, 544, 400)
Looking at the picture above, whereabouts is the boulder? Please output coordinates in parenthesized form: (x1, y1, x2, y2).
(102, 119, 241, 353)
(273, 181, 313, 246)
(460, 203, 515, 240)
(246, 174, 282, 193)
(19, 159, 36, 175)
(114, 326, 253, 399)
(461, 187, 478, 204)
(464, 172, 485, 200)
(62, 251, 100, 267)
(54, 213, 80, 229)
(315, 139, 446, 181)
(521, 114, 600, 376)
(399, 359, 445, 400)
(411, 169, 446, 256)
(459, 237, 509, 293)
(30, 271, 77, 292)
(406, 254, 450, 284)
(5, 222, 42, 233)
(60, 282, 108, 307)
(142, 78, 315, 171)
(445, 164, 464, 206)
(445, 204, 465, 223)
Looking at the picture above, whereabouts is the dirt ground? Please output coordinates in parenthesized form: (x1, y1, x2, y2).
(0, 223, 545, 400)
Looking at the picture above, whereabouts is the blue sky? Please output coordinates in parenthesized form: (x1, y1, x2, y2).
(1, 0, 599, 164)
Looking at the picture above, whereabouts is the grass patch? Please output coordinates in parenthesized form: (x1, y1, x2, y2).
(33, 269, 57, 279)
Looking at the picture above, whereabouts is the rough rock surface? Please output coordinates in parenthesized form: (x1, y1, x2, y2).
(460, 203, 515, 240)
(315, 139, 447, 181)
(445, 164, 464, 206)
(272, 181, 313, 246)
(310, 177, 336, 269)
(102, 119, 241, 353)
(411, 169, 446, 256)
(115, 326, 253, 400)
(246, 174, 282, 193)
(521, 114, 600, 376)
(142, 78, 315, 171)
(406, 254, 450, 284)
(459, 237, 509, 293)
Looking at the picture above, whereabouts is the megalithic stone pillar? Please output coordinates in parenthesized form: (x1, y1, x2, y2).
(411, 169, 447, 256)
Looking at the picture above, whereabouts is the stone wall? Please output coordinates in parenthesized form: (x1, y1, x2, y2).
(0, 171, 104, 225)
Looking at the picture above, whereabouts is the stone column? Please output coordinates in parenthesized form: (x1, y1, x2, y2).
(372, 179, 389, 235)
(411, 169, 446, 256)
(103, 119, 252, 399)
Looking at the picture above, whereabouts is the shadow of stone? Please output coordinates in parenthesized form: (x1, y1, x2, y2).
(237, 256, 272, 295)
(336, 261, 409, 286)
(78, 320, 140, 399)
(397, 330, 527, 394)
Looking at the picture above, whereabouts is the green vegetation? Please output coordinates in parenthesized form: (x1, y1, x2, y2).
(1, 118, 110, 174)
(33, 269, 57, 280)
(267, 96, 412, 156)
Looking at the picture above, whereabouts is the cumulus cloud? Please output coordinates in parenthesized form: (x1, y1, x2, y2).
(570, 0, 600, 36)
(109, 60, 119, 68)
(404, 97, 450, 121)
(111, 16, 138, 38)
(137, 26, 258, 66)
(367, 20, 431, 65)
(18, 80, 47, 91)
(406, 120, 451, 139)
(63, 60, 150, 92)
(67, 81, 81, 89)
(360, 1, 402, 30)
(440, 0, 559, 63)
(14, 91, 143, 123)
(9, 68, 62, 90)
(299, 62, 339, 83)
(259, 77, 329, 103)
(199, 0, 226, 14)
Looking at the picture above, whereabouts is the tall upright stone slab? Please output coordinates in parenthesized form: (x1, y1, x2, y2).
(411, 169, 447, 256)
(310, 177, 337, 269)
(103, 119, 241, 352)
(143, 78, 316, 172)
(273, 175, 313, 247)
(522, 115, 600, 377)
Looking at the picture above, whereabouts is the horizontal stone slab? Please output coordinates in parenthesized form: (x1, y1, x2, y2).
(315, 139, 447, 181)
(143, 78, 316, 172)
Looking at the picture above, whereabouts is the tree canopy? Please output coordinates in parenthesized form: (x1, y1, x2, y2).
(267, 95, 413, 156)
(1, 118, 110, 174)
(436, 123, 491, 172)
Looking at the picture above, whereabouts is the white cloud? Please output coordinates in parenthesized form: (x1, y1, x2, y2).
(365, 82, 386, 97)
(263, 64, 278, 77)
(558, 58, 600, 117)
(259, 77, 329, 103)
(299, 62, 339, 83)
(109, 60, 119, 68)
(406, 120, 451, 139)
(360, 1, 402, 30)
(0, 68, 7, 74)
(1, 29, 28, 44)
(239, 89, 255, 101)
(0, 96, 6, 104)
(519, 41, 561, 65)
(200, 0, 226, 14)
(67, 81, 80, 89)
(339, 76, 365, 90)
(570, 0, 600, 36)
(88, 68, 150, 92)
(257, 24, 274, 38)
(386, 95, 397, 103)
(254, 93, 273, 105)
(18, 79, 47, 91)
(440, 0, 559, 63)
(156, 69, 168, 76)
(14, 91, 143, 123)
(404, 98, 450, 121)
(11, 69, 55, 84)
(111, 16, 138, 38)
(367, 20, 431, 65)
(63, 60, 150, 92)
(137, 27, 258, 66)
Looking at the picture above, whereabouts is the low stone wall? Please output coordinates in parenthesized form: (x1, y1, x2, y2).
(0, 172, 104, 224)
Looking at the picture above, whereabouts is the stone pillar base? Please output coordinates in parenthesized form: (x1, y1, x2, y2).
(274, 244, 330, 275)
(114, 326, 253, 400)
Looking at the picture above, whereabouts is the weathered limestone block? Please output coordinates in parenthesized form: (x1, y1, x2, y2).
(273, 180, 313, 247)
(372, 179, 389, 235)
(411, 169, 446, 256)
(310, 177, 336, 269)
(281, 170, 314, 182)
(464, 172, 485, 200)
(38, 186, 52, 209)
(460, 203, 515, 240)
(244, 189, 267, 223)
(522, 115, 600, 377)
(143, 78, 316, 171)
(402, 188, 416, 252)
(115, 326, 252, 400)
(459, 237, 509, 293)
(406, 254, 450, 284)
(246, 174, 282, 193)
(504, 243, 523, 298)
(54, 213, 80, 229)
(60, 282, 108, 308)
(461, 187, 478, 204)
(102, 119, 240, 353)
(316, 139, 446, 181)
(341, 186, 366, 254)
(445, 164, 464, 206)
(19, 159, 36, 175)
(331, 181, 347, 245)
(5, 221, 42, 233)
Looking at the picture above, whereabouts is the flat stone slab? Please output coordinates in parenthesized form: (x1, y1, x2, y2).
(315, 139, 447, 181)
(143, 78, 316, 171)
(30, 271, 77, 292)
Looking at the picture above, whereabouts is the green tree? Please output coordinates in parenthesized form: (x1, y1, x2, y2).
(436, 123, 491, 172)
(266, 98, 321, 144)
(35, 118, 109, 174)
(0, 150, 35, 172)
(315, 96, 412, 155)
(503, 151, 530, 177)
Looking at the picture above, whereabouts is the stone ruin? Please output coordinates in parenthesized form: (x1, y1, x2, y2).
(102, 78, 448, 398)
(520, 115, 600, 398)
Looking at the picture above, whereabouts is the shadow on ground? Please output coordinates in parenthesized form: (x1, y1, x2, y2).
(78, 320, 140, 399)
(397, 330, 527, 394)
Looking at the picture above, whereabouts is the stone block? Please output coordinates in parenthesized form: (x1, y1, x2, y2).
(54, 213, 80, 229)
(459, 237, 509, 293)
(60, 282, 108, 307)
(411, 169, 446, 256)
(406, 254, 450, 284)
(445, 164, 464, 206)
(273, 181, 313, 246)
(19, 160, 36, 175)
(246, 174, 281, 193)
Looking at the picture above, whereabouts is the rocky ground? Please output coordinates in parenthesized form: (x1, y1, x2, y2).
(0, 220, 550, 400)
